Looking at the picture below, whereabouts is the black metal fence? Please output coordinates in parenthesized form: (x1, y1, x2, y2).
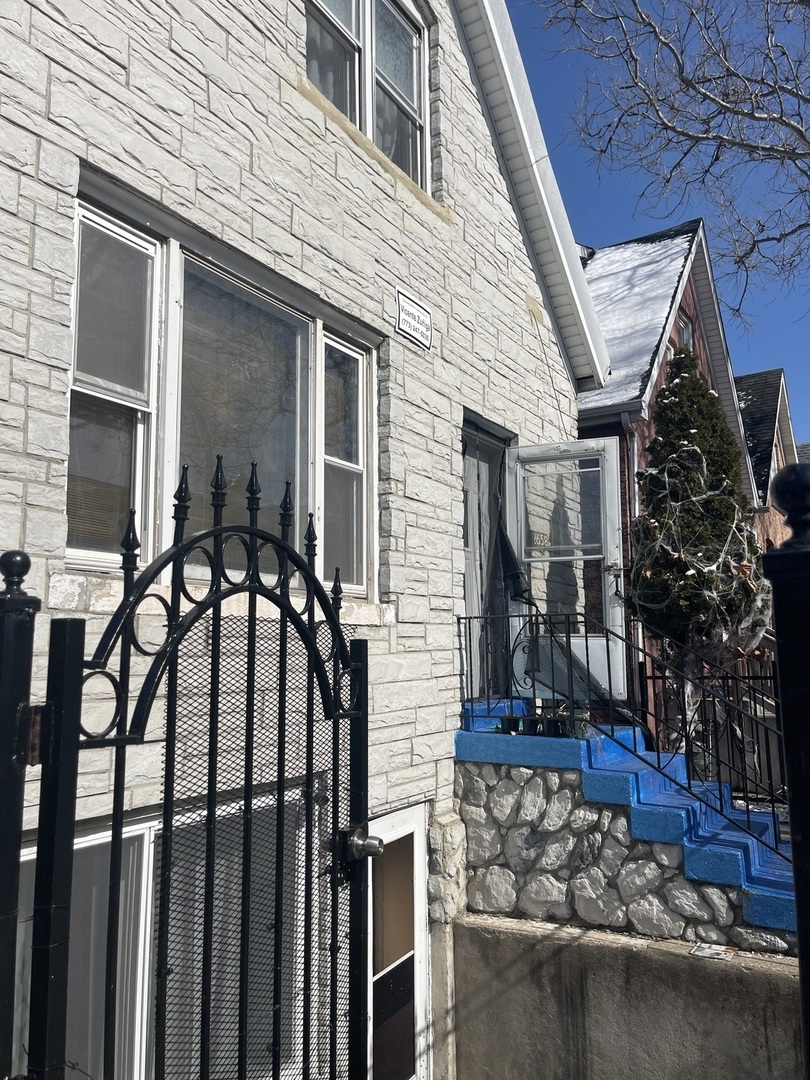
(0, 462, 373, 1080)
(458, 609, 788, 859)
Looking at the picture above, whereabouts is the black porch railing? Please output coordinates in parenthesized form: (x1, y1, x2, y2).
(457, 611, 788, 861)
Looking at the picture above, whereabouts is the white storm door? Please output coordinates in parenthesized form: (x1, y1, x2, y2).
(505, 437, 625, 699)
(367, 804, 429, 1080)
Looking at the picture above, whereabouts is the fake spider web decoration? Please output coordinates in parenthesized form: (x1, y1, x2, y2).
(631, 443, 770, 662)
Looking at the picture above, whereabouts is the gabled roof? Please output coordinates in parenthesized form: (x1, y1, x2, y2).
(455, 0, 610, 387)
(578, 221, 697, 410)
(576, 219, 758, 505)
(735, 369, 798, 502)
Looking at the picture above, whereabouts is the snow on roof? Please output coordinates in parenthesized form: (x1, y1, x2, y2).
(577, 226, 695, 411)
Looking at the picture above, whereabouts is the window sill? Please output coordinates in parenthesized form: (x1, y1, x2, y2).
(64, 551, 129, 577)
(296, 75, 454, 226)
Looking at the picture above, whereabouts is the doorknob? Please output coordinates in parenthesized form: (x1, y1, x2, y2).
(348, 825, 384, 860)
(339, 824, 384, 862)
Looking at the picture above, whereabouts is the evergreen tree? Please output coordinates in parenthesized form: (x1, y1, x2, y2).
(630, 349, 768, 658)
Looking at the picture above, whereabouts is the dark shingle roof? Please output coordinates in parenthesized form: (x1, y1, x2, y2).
(734, 370, 783, 501)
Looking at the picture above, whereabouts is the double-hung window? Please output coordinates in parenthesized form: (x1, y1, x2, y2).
(678, 312, 694, 352)
(306, 0, 426, 186)
(67, 205, 370, 591)
(67, 216, 158, 556)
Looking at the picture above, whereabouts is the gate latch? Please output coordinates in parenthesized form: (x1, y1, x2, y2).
(339, 824, 385, 863)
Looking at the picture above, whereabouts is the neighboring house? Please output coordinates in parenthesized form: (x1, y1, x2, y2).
(735, 369, 798, 551)
(0, 1, 612, 1078)
(577, 220, 759, 585)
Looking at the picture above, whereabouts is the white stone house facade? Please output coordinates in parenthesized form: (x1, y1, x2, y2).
(1, 0, 609, 1075)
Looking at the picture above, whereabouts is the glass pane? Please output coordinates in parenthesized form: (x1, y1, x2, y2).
(373, 835, 414, 974)
(324, 342, 359, 463)
(75, 220, 153, 400)
(316, 0, 356, 34)
(307, 8, 357, 120)
(373, 954, 415, 1080)
(375, 0, 418, 107)
(180, 262, 310, 541)
(375, 82, 420, 183)
(523, 457, 603, 561)
(323, 461, 363, 586)
(67, 392, 136, 553)
(527, 559, 604, 622)
(13, 837, 144, 1077)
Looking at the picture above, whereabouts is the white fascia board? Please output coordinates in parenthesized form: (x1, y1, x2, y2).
(637, 238, 698, 419)
(456, 0, 610, 386)
(687, 229, 759, 506)
(777, 375, 798, 467)
(634, 227, 758, 505)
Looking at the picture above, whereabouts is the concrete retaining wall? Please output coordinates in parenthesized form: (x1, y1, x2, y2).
(454, 914, 801, 1080)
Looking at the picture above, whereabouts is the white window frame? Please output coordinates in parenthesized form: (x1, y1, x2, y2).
(68, 205, 373, 595)
(306, 0, 429, 188)
(16, 796, 308, 1079)
(67, 205, 161, 573)
(17, 821, 158, 1078)
(317, 332, 368, 589)
(678, 312, 694, 352)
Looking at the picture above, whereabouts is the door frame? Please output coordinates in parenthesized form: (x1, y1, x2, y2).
(366, 802, 430, 1080)
(505, 436, 626, 698)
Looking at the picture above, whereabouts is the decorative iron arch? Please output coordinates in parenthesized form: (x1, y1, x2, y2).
(26, 458, 371, 1080)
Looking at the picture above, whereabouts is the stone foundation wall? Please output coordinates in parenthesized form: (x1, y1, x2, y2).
(457, 761, 796, 955)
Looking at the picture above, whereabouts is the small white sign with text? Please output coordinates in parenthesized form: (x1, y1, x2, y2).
(396, 290, 433, 350)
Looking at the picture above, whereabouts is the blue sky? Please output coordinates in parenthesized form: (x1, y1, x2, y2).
(506, 0, 810, 445)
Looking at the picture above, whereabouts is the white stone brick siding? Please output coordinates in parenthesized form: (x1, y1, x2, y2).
(3, 0, 577, 821)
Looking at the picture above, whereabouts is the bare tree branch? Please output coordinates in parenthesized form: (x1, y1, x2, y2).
(541, 0, 810, 304)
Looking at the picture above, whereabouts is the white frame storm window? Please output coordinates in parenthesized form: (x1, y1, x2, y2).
(67, 205, 370, 593)
(13, 800, 307, 1078)
(67, 208, 159, 564)
(678, 312, 694, 352)
(506, 437, 626, 698)
(305, 0, 426, 186)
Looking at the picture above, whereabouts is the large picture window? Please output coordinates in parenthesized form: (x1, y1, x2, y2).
(67, 206, 370, 590)
(305, 0, 426, 186)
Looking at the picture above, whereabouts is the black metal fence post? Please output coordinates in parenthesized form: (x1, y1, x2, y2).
(0, 551, 41, 1078)
(763, 463, 810, 1080)
(348, 637, 369, 1080)
(27, 618, 85, 1080)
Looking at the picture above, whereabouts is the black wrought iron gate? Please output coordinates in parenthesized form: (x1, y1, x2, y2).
(1, 464, 372, 1080)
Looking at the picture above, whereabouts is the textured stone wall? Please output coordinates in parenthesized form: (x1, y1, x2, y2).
(1, 0, 579, 825)
(458, 761, 796, 955)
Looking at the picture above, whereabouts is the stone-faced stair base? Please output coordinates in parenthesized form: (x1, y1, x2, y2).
(455, 727, 795, 953)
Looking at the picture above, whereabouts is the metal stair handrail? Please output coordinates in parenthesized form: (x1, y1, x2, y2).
(458, 610, 789, 862)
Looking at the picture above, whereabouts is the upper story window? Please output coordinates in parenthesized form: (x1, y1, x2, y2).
(306, 0, 426, 186)
(678, 312, 694, 352)
(67, 205, 370, 591)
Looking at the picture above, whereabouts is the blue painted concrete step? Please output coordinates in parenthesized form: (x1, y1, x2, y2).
(584, 729, 795, 931)
(455, 725, 795, 932)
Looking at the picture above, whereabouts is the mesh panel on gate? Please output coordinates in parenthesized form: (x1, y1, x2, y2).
(155, 612, 357, 1079)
